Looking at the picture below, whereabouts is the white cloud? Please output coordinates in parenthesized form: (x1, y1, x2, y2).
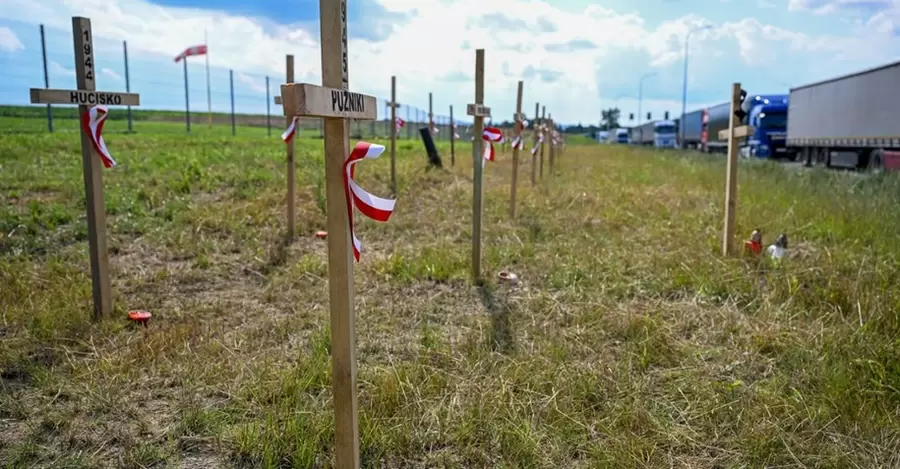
(102, 67, 121, 80)
(0, 26, 24, 52)
(235, 72, 267, 93)
(49, 60, 75, 78)
(1, 0, 898, 124)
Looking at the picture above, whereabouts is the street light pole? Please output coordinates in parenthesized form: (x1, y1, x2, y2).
(680, 24, 711, 148)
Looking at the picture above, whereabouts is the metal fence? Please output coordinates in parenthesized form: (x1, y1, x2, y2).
(0, 21, 474, 140)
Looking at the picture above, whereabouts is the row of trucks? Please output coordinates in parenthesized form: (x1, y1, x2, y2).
(602, 59, 900, 171)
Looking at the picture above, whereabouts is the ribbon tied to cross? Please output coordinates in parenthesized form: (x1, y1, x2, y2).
(80, 105, 116, 168)
(344, 142, 396, 261)
(282, 116, 300, 143)
(482, 126, 503, 166)
(395, 117, 405, 132)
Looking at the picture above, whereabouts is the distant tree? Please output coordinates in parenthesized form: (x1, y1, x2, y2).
(600, 108, 621, 130)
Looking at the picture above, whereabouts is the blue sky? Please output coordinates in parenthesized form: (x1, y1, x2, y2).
(1, 0, 898, 126)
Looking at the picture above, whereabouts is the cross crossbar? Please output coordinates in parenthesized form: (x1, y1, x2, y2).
(280, 83, 377, 120)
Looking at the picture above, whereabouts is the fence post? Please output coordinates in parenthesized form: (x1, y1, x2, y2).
(39, 24, 53, 133)
(406, 105, 410, 139)
(266, 75, 271, 136)
(229, 69, 235, 136)
(123, 40, 133, 132)
(183, 59, 190, 132)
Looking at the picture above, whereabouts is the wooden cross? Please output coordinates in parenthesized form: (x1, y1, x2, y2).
(276, 1, 379, 466)
(548, 113, 556, 175)
(279, 55, 297, 238)
(532, 102, 539, 185)
(467, 49, 490, 284)
(510, 82, 524, 219)
(540, 105, 546, 179)
(388, 76, 400, 195)
(449, 105, 456, 166)
(720, 82, 745, 256)
(29, 16, 140, 320)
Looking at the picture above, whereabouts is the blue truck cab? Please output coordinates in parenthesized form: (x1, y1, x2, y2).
(744, 94, 792, 159)
(654, 120, 678, 148)
(615, 128, 630, 144)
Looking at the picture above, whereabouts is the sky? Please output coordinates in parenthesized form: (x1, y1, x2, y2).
(0, 0, 899, 127)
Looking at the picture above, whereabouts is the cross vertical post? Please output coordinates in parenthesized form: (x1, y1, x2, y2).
(449, 105, 455, 166)
(549, 113, 555, 175)
(29, 16, 142, 319)
(467, 49, 489, 284)
(532, 102, 539, 185)
(722, 82, 741, 256)
(540, 105, 546, 179)
(510, 81, 523, 219)
(388, 76, 400, 195)
(285, 55, 296, 238)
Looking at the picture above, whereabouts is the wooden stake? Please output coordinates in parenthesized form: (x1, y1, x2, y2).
(510, 81, 523, 219)
(450, 105, 455, 166)
(532, 102, 539, 185)
(388, 76, 400, 195)
(428, 92, 434, 135)
(548, 113, 555, 175)
(29, 17, 142, 320)
(540, 105, 546, 179)
(467, 49, 489, 284)
(722, 82, 742, 257)
(285, 55, 296, 238)
(279, 0, 380, 465)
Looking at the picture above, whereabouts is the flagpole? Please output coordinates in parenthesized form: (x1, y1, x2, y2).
(205, 29, 212, 128)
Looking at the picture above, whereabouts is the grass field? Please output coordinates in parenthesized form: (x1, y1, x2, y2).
(2, 116, 899, 468)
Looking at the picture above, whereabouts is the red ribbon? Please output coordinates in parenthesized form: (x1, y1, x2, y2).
(482, 126, 503, 165)
(80, 105, 116, 168)
(343, 142, 396, 261)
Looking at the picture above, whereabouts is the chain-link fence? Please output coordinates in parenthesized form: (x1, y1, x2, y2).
(0, 21, 476, 140)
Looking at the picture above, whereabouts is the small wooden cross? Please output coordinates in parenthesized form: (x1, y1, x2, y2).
(449, 105, 456, 166)
(720, 82, 744, 256)
(539, 105, 546, 179)
(467, 49, 490, 283)
(29, 16, 141, 320)
(275, 1, 378, 466)
(510, 85, 524, 219)
(388, 77, 401, 195)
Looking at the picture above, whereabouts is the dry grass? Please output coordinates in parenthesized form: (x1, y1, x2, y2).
(2, 118, 900, 468)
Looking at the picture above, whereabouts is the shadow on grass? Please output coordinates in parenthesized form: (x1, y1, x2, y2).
(478, 284, 515, 355)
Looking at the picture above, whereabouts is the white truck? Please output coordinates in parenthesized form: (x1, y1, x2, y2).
(653, 120, 678, 148)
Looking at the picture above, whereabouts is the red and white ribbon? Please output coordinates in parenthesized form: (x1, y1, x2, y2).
(531, 133, 543, 156)
(282, 116, 299, 143)
(511, 135, 524, 150)
(80, 105, 116, 168)
(451, 124, 460, 140)
(482, 126, 503, 166)
(344, 142, 396, 262)
(395, 117, 405, 132)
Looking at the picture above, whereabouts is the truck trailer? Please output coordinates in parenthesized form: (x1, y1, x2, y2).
(680, 94, 791, 160)
(787, 60, 900, 171)
(631, 121, 656, 145)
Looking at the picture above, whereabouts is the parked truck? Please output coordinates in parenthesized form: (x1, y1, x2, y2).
(615, 128, 630, 144)
(679, 94, 792, 159)
(787, 60, 900, 171)
(653, 120, 678, 148)
(631, 121, 656, 145)
(744, 94, 793, 159)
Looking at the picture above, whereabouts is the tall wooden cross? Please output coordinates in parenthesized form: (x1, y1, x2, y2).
(510, 81, 524, 219)
(29, 16, 141, 320)
(717, 82, 753, 256)
(467, 49, 490, 284)
(272, 55, 297, 238)
(388, 76, 400, 195)
(277, 1, 378, 466)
